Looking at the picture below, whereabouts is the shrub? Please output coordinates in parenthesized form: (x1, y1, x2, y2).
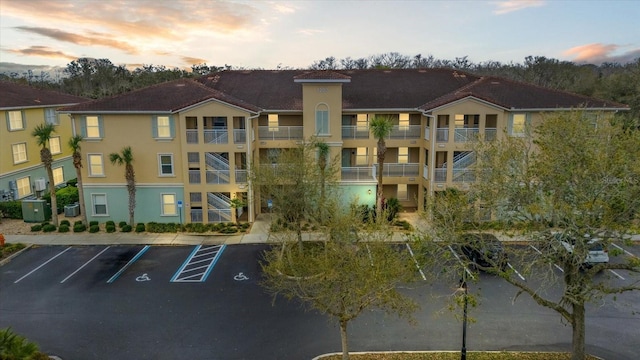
(106, 224, 116, 233)
(219, 227, 238, 234)
(135, 223, 145, 232)
(122, 224, 133, 233)
(119, 221, 127, 228)
(42, 224, 57, 232)
(146, 222, 179, 233)
(89, 225, 100, 233)
(74, 220, 83, 226)
(58, 224, 70, 233)
(66, 178, 78, 187)
(1, 243, 26, 257)
(60, 219, 71, 226)
(30, 224, 42, 232)
(0, 201, 22, 219)
(42, 186, 79, 214)
(185, 223, 208, 233)
(0, 328, 43, 360)
(106, 220, 115, 227)
(73, 223, 86, 233)
(89, 221, 98, 227)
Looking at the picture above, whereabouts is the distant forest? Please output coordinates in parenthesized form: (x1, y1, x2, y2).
(2, 52, 638, 124)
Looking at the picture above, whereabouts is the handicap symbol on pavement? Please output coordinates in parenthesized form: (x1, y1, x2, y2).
(136, 273, 151, 282)
(234, 272, 249, 281)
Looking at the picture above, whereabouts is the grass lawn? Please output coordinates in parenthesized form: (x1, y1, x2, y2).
(320, 352, 600, 360)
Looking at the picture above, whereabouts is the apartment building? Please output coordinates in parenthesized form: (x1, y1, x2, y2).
(59, 69, 628, 225)
(1, 81, 87, 202)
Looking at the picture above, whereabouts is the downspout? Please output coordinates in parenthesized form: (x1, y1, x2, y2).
(246, 112, 261, 223)
(70, 114, 76, 135)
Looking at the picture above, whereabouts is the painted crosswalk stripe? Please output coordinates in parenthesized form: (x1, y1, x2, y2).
(171, 245, 226, 283)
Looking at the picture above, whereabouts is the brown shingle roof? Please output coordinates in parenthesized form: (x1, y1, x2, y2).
(293, 70, 351, 81)
(0, 81, 89, 109)
(60, 79, 261, 113)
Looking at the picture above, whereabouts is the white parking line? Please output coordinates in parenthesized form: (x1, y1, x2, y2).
(611, 243, 637, 258)
(529, 244, 564, 272)
(60, 246, 111, 283)
(405, 243, 426, 281)
(447, 245, 475, 280)
(507, 263, 526, 281)
(608, 269, 625, 280)
(14, 247, 72, 283)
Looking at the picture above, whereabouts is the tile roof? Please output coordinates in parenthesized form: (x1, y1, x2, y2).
(60, 79, 261, 113)
(0, 81, 88, 109)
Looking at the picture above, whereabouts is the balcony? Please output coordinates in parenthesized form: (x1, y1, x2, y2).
(190, 209, 203, 223)
(375, 163, 420, 177)
(434, 168, 447, 182)
(423, 165, 429, 179)
(342, 125, 370, 139)
(206, 170, 230, 184)
(424, 126, 430, 140)
(233, 129, 247, 144)
(341, 167, 376, 182)
(235, 170, 248, 183)
(186, 130, 198, 144)
(258, 126, 303, 140)
(189, 170, 201, 184)
(485, 128, 497, 141)
(204, 129, 229, 144)
(454, 128, 479, 142)
(453, 168, 476, 182)
(389, 125, 420, 139)
(436, 128, 449, 142)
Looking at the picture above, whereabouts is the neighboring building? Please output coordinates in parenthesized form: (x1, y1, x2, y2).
(1, 81, 88, 203)
(59, 69, 629, 225)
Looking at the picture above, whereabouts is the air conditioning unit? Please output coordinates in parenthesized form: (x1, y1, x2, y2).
(35, 178, 47, 191)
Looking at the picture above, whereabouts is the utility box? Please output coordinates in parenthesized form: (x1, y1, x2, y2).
(64, 203, 80, 217)
(22, 199, 51, 223)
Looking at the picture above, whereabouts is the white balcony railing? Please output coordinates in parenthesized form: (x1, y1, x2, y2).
(454, 128, 479, 142)
(233, 129, 247, 144)
(235, 170, 248, 183)
(453, 169, 476, 182)
(341, 125, 370, 139)
(424, 126, 430, 140)
(389, 125, 421, 139)
(258, 126, 303, 140)
(436, 128, 449, 142)
(190, 209, 203, 223)
(434, 168, 447, 182)
(341, 167, 376, 182)
(189, 170, 201, 184)
(423, 165, 429, 179)
(206, 170, 230, 184)
(375, 163, 420, 177)
(485, 128, 497, 141)
(186, 130, 198, 144)
(204, 129, 229, 144)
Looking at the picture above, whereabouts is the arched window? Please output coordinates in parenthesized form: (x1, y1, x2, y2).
(315, 103, 329, 135)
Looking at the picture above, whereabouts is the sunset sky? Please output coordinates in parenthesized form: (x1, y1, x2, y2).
(1, 0, 639, 73)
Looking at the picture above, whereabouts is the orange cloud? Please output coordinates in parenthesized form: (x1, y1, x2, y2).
(564, 43, 618, 62)
(182, 56, 209, 66)
(15, 27, 139, 54)
(6, 46, 77, 61)
(493, 0, 545, 15)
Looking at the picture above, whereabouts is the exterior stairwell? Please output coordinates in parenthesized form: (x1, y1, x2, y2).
(205, 152, 231, 184)
(207, 192, 232, 222)
(444, 151, 476, 182)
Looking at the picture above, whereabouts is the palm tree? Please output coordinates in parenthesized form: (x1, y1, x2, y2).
(109, 146, 136, 226)
(316, 140, 330, 223)
(68, 135, 88, 226)
(369, 115, 394, 218)
(31, 123, 58, 226)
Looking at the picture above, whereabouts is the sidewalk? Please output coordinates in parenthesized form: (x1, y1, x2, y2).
(2, 213, 419, 247)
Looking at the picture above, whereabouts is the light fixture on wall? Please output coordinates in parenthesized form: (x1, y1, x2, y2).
(367, 189, 372, 195)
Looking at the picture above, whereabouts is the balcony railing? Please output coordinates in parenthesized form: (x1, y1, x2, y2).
(206, 170, 230, 184)
(235, 169, 248, 183)
(389, 125, 421, 139)
(208, 209, 232, 222)
(258, 126, 303, 140)
(485, 128, 497, 141)
(436, 128, 449, 142)
(190, 209, 203, 223)
(434, 168, 447, 182)
(186, 130, 198, 144)
(453, 169, 476, 182)
(375, 163, 420, 177)
(454, 128, 479, 142)
(341, 167, 376, 182)
(189, 170, 201, 184)
(204, 129, 228, 144)
(341, 125, 370, 139)
(233, 129, 247, 144)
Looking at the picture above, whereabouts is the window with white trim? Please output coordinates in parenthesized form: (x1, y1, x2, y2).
(158, 154, 174, 176)
(50, 136, 62, 155)
(16, 176, 31, 198)
(315, 104, 329, 135)
(268, 114, 278, 131)
(7, 110, 25, 131)
(398, 147, 409, 164)
(83, 116, 103, 139)
(92, 194, 108, 215)
(161, 193, 177, 215)
(398, 184, 408, 200)
(53, 167, 64, 185)
(12, 143, 27, 164)
(153, 115, 174, 139)
(45, 108, 59, 125)
(509, 114, 528, 137)
(88, 154, 104, 176)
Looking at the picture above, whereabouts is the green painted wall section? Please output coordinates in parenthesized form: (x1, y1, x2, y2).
(83, 185, 184, 224)
(0, 157, 75, 200)
(338, 184, 376, 208)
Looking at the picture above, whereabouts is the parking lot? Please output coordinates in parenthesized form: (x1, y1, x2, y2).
(1, 242, 639, 360)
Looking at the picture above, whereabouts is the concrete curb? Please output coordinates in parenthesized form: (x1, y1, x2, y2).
(312, 351, 605, 359)
(0, 243, 33, 266)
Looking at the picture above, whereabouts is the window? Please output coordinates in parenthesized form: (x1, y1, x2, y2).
(12, 143, 27, 164)
(399, 113, 410, 130)
(356, 114, 368, 130)
(509, 114, 528, 136)
(45, 108, 59, 125)
(92, 194, 108, 215)
(356, 147, 368, 166)
(153, 115, 174, 139)
(268, 114, 278, 131)
(316, 104, 329, 135)
(15, 177, 31, 198)
(7, 110, 25, 131)
(158, 154, 174, 176)
(398, 147, 409, 164)
(398, 184, 408, 200)
(53, 167, 64, 185)
(88, 154, 104, 176)
(50, 136, 62, 155)
(82, 116, 103, 139)
(161, 194, 177, 216)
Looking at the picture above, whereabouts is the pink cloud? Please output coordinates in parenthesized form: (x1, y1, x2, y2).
(6, 46, 77, 61)
(564, 43, 640, 64)
(493, 0, 545, 15)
